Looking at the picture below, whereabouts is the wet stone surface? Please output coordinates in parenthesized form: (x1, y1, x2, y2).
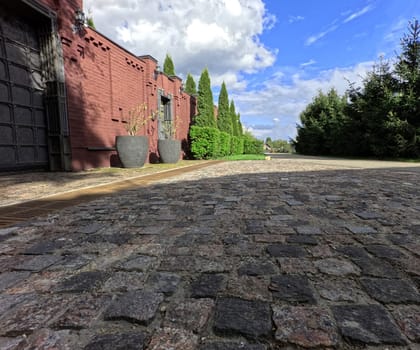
(1, 159, 420, 349)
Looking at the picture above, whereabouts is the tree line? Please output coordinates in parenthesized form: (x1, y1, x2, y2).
(163, 54, 263, 158)
(294, 19, 420, 158)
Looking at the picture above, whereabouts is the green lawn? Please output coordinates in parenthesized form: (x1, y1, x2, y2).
(219, 154, 267, 161)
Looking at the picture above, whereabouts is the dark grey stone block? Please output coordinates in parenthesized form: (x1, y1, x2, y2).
(360, 278, 420, 304)
(332, 304, 406, 345)
(213, 297, 272, 339)
(104, 290, 163, 325)
(269, 275, 316, 304)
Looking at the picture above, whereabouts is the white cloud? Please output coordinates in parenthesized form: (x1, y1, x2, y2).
(84, 0, 276, 84)
(343, 5, 374, 23)
(288, 15, 304, 24)
(300, 59, 316, 67)
(235, 61, 374, 140)
(305, 24, 338, 46)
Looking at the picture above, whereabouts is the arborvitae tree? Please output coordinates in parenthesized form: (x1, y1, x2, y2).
(163, 54, 176, 76)
(86, 9, 96, 29)
(217, 82, 232, 134)
(195, 68, 216, 127)
(229, 100, 239, 136)
(237, 114, 243, 136)
(184, 73, 197, 95)
(86, 17, 96, 29)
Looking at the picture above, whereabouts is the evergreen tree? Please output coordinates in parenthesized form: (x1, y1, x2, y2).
(230, 100, 239, 136)
(163, 54, 176, 76)
(184, 73, 197, 95)
(195, 68, 216, 127)
(395, 19, 420, 154)
(217, 82, 232, 134)
(86, 9, 96, 29)
(237, 114, 243, 136)
(294, 89, 348, 155)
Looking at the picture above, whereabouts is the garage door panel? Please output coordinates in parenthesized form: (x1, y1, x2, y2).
(17, 126, 35, 144)
(29, 51, 41, 68)
(5, 41, 26, 64)
(0, 60, 6, 79)
(18, 146, 35, 162)
(0, 81, 9, 101)
(0, 5, 49, 170)
(33, 90, 43, 107)
(37, 146, 48, 161)
(0, 146, 15, 164)
(12, 85, 31, 105)
(34, 109, 45, 125)
(0, 104, 11, 122)
(0, 125, 13, 144)
(37, 127, 47, 145)
(14, 106, 32, 124)
(31, 71, 43, 89)
(9, 64, 30, 85)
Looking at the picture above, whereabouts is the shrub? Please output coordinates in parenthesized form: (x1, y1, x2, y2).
(242, 132, 264, 154)
(230, 136, 244, 155)
(218, 132, 231, 157)
(189, 126, 220, 159)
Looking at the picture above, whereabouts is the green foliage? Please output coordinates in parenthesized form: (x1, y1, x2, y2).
(294, 89, 348, 155)
(270, 139, 293, 153)
(163, 54, 176, 76)
(221, 154, 266, 160)
(217, 82, 232, 134)
(184, 73, 197, 95)
(195, 68, 216, 128)
(231, 135, 244, 154)
(86, 16, 96, 29)
(242, 131, 264, 154)
(189, 126, 220, 159)
(294, 19, 420, 158)
(218, 131, 231, 157)
(230, 101, 242, 136)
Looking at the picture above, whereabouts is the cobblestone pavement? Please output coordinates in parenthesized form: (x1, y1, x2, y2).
(0, 156, 419, 349)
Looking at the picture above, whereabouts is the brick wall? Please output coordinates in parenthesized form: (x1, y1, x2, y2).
(38, 0, 195, 170)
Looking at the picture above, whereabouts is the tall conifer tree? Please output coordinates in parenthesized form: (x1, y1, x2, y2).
(195, 68, 215, 127)
(163, 54, 175, 76)
(217, 82, 232, 134)
(185, 73, 197, 95)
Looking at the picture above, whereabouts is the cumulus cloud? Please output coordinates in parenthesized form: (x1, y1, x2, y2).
(84, 0, 276, 84)
(234, 61, 374, 140)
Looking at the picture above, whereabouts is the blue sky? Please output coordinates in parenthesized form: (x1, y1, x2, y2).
(85, 0, 420, 141)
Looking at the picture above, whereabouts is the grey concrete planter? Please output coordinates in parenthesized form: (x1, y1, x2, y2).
(116, 135, 148, 168)
(158, 139, 181, 163)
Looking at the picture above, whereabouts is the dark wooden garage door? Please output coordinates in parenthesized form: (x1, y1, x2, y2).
(0, 6, 48, 170)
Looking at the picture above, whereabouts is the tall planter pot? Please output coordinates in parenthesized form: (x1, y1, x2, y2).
(116, 135, 148, 168)
(158, 139, 181, 163)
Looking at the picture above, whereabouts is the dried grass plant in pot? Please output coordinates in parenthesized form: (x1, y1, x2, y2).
(116, 103, 156, 168)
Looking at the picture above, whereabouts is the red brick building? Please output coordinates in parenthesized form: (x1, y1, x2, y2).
(0, 0, 196, 171)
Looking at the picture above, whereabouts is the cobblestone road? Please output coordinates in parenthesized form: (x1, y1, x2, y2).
(0, 156, 419, 349)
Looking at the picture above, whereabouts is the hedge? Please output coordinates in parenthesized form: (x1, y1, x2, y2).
(189, 126, 220, 159)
